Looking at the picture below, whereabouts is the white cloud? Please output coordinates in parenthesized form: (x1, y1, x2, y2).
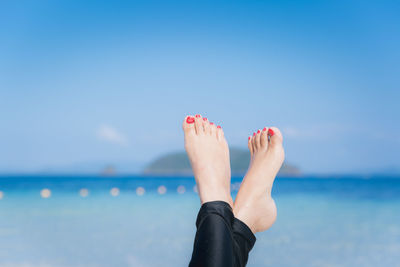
(97, 124, 128, 146)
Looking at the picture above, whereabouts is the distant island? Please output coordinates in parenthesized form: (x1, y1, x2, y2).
(143, 148, 301, 177)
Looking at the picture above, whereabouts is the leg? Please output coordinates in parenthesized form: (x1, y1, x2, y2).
(189, 201, 256, 267)
(232, 217, 256, 266)
(189, 201, 235, 267)
(183, 115, 256, 266)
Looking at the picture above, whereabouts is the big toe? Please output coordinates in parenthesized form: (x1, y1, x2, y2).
(268, 127, 283, 148)
(183, 115, 196, 135)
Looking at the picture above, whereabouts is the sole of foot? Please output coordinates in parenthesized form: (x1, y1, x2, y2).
(182, 115, 233, 207)
(233, 127, 284, 233)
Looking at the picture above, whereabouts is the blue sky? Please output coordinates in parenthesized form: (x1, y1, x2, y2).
(1, 0, 399, 174)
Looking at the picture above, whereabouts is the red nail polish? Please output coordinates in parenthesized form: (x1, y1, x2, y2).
(195, 114, 201, 118)
(217, 125, 221, 129)
(257, 130, 261, 134)
(268, 128, 275, 136)
(210, 122, 214, 125)
(263, 127, 267, 131)
(253, 132, 256, 136)
(186, 117, 195, 124)
(203, 117, 207, 121)
(248, 136, 251, 140)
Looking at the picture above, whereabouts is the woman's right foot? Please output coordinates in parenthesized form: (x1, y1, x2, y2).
(182, 115, 233, 207)
(233, 127, 285, 233)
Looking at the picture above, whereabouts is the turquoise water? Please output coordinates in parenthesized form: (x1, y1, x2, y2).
(0, 176, 399, 267)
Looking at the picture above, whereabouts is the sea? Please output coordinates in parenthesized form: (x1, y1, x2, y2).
(0, 176, 399, 267)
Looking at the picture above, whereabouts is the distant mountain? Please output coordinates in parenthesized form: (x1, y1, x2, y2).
(143, 148, 301, 176)
(11, 149, 300, 177)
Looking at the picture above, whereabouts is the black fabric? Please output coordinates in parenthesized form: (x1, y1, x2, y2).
(189, 201, 256, 267)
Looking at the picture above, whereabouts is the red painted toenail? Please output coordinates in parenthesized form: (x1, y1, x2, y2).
(186, 117, 195, 124)
(217, 125, 221, 129)
(203, 117, 207, 121)
(253, 132, 256, 136)
(248, 136, 251, 140)
(210, 122, 214, 125)
(263, 127, 267, 131)
(257, 130, 261, 134)
(195, 114, 201, 118)
(268, 128, 275, 136)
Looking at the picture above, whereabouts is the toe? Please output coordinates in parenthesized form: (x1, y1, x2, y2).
(194, 114, 204, 135)
(210, 122, 217, 137)
(260, 127, 269, 148)
(248, 136, 253, 156)
(216, 125, 224, 140)
(251, 132, 257, 152)
(183, 116, 196, 135)
(203, 117, 211, 135)
(254, 129, 261, 149)
(268, 127, 283, 147)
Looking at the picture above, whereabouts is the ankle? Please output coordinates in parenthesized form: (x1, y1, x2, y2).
(200, 190, 233, 208)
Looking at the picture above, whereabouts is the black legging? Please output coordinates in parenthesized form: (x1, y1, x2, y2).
(189, 201, 256, 267)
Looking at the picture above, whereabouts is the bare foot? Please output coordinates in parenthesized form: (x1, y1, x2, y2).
(233, 127, 284, 233)
(182, 115, 233, 207)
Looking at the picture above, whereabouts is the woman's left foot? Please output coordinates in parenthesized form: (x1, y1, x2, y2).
(233, 127, 285, 233)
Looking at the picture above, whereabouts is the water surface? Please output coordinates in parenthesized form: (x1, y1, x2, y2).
(0, 176, 399, 267)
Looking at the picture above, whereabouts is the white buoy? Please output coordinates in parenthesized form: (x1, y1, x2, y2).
(0, 191, 3, 200)
(157, 185, 167, 195)
(79, 188, 89, 197)
(40, 188, 51, 198)
(110, 187, 120, 197)
(136, 187, 145, 196)
(177, 185, 186, 194)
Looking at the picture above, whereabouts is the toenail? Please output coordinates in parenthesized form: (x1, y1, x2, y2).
(253, 132, 256, 136)
(257, 130, 261, 134)
(248, 136, 251, 140)
(210, 122, 214, 125)
(195, 114, 201, 118)
(268, 128, 275, 136)
(186, 117, 195, 124)
(203, 117, 207, 121)
(263, 127, 267, 131)
(217, 125, 221, 129)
